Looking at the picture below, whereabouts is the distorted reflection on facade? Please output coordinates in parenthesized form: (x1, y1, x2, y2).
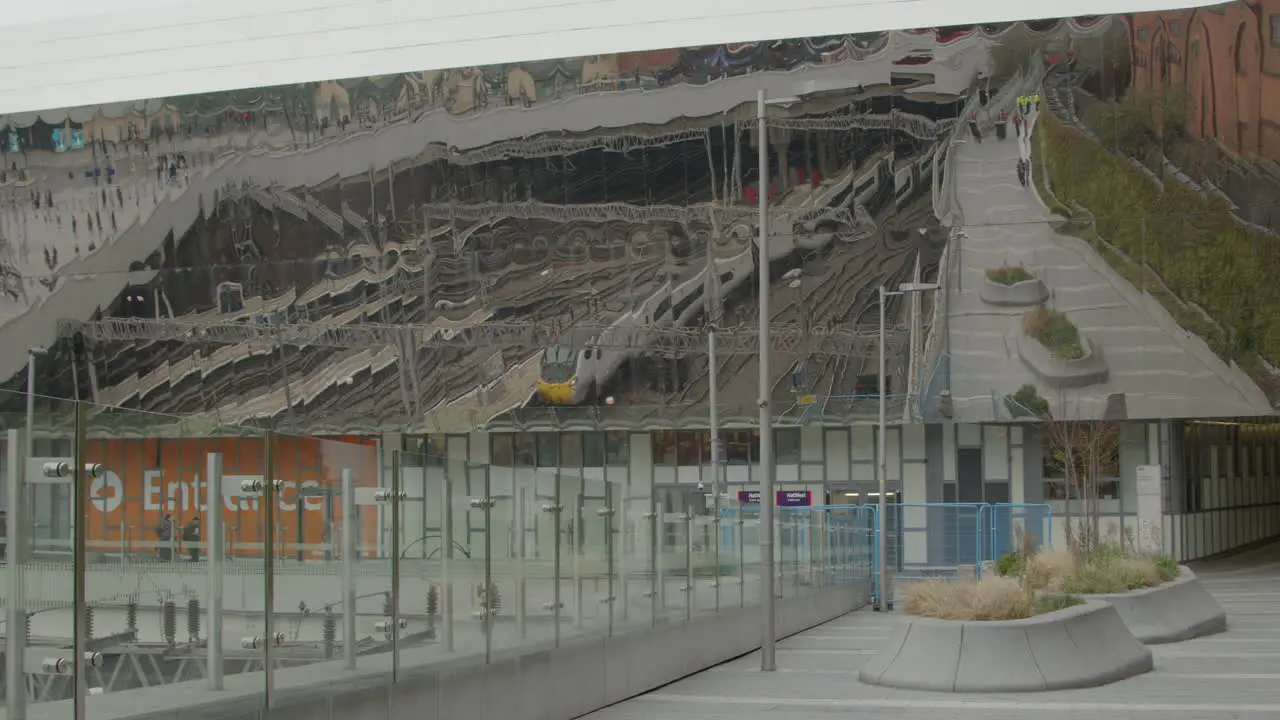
(0, 9, 1278, 435)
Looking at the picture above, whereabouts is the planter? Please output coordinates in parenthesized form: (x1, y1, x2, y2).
(979, 276, 1049, 307)
(1016, 332, 1108, 389)
(858, 599, 1152, 692)
(1075, 567, 1226, 644)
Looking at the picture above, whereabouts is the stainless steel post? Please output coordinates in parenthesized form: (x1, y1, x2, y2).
(6, 429, 27, 720)
(440, 474, 454, 652)
(23, 354, 34, 459)
(757, 88, 777, 672)
(262, 433, 276, 706)
(390, 451, 401, 681)
(72, 403, 87, 720)
(515, 485, 527, 637)
(341, 469, 357, 670)
(206, 453, 225, 690)
(709, 327, 722, 612)
(24, 349, 41, 557)
(877, 285, 890, 611)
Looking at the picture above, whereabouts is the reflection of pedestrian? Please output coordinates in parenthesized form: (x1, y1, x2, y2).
(183, 517, 201, 562)
(156, 514, 173, 562)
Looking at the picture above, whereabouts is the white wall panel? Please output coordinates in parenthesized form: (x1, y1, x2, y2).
(800, 427, 824, 463)
(1010, 447, 1025, 505)
(886, 429, 901, 483)
(956, 423, 982, 449)
(942, 423, 957, 483)
(824, 430, 850, 483)
(901, 424, 926, 461)
(851, 426, 875, 461)
(982, 426, 1009, 481)
(0, 0, 1213, 114)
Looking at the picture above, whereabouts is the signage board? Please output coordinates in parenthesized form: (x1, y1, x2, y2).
(736, 490, 812, 507)
(1135, 464, 1163, 555)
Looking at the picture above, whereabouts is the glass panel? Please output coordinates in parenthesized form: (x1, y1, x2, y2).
(2, 392, 81, 712)
(654, 487, 691, 622)
(490, 461, 537, 655)
(262, 433, 386, 712)
(615, 467, 650, 635)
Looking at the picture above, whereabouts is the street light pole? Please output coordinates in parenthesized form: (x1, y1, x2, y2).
(877, 282, 939, 611)
(877, 285, 889, 611)
(756, 88, 777, 672)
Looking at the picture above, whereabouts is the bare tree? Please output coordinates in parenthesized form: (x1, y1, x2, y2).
(1041, 395, 1120, 552)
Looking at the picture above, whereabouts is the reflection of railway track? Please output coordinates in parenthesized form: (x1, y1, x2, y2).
(712, 193, 944, 416)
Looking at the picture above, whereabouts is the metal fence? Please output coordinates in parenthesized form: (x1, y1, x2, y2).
(721, 502, 1052, 605)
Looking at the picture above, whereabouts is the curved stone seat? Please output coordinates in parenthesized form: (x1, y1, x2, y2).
(1016, 332, 1108, 389)
(858, 600, 1152, 692)
(1080, 567, 1226, 644)
(979, 276, 1049, 306)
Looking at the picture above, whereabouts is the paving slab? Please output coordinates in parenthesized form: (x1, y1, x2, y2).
(583, 540, 1280, 719)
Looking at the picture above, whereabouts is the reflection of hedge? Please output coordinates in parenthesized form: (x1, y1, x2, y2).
(1022, 307, 1085, 360)
(1039, 112, 1270, 363)
(986, 265, 1034, 286)
(1005, 384, 1050, 419)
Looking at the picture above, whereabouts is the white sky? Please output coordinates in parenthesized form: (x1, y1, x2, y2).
(0, 0, 1220, 115)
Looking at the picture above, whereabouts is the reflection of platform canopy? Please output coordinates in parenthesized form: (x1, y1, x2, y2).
(417, 127, 713, 165)
(744, 111, 956, 139)
(419, 199, 861, 230)
(59, 317, 905, 357)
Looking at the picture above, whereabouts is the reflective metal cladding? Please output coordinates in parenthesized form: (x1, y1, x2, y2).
(1, 8, 1276, 431)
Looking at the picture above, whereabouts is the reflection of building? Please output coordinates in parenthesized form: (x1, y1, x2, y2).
(313, 81, 351, 126)
(1128, 2, 1280, 159)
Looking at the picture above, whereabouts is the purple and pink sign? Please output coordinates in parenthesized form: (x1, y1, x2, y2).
(736, 490, 812, 507)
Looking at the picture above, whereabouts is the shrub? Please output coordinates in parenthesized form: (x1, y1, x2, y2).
(1036, 594, 1084, 614)
(1005, 384, 1050, 419)
(986, 265, 1034, 286)
(904, 576, 1036, 621)
(1021, 545, 1176, 595)
(996, 552, 1025, 577)
(1022, 307, 1086, 360)
(1038, 111, 1279, 372)
(1153, 555, 1180, 582)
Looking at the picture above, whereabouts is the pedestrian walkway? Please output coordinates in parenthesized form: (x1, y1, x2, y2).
(586, 541, 1280, 719)
(943, 94, 1270, 422)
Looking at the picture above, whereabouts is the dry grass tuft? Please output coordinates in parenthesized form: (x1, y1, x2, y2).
(904, 576, 1036, 621)
(1017, 542, 1171, 595)
(1023, 550, 1074, 592)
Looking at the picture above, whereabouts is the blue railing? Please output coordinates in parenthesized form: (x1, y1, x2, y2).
(722, 502, 1054, 607)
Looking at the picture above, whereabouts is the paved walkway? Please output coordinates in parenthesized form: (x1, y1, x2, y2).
(587, 541, 1280, 719)
(943, 104, 1270, 423)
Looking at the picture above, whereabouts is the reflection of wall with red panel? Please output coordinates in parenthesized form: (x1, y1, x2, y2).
(82, 435, 379, 558)
(1128, 3, 1280, 160)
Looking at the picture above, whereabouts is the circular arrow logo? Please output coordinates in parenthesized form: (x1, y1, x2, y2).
(89, 471, 123, 514)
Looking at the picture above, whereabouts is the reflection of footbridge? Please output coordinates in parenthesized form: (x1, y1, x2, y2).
(419, 127, 715, 166)
(737, 111, 957, 141)
(0, 58, 954, 386)
(62, 316, 903, 359)
(419, 199, 866, 235)
(221, 184, 345, 236)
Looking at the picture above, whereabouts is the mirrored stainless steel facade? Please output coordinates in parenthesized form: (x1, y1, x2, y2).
(0, 9, 1276, 435)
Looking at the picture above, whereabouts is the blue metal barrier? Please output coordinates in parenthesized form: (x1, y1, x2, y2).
(980, 503, 1055, 564)
(720, 502, 1054, 607)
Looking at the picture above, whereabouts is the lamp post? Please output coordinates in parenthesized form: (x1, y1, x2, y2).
(757, 89, 799, 671)
(877, 282, 938, 611)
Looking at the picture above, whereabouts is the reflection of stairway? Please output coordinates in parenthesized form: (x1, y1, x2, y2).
(1043, 68, 1088, 131)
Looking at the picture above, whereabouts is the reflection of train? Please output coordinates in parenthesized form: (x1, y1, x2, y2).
(536, 138, 942, 405)
(538, 245, 755, 403)
(537, 150, 906, 405)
